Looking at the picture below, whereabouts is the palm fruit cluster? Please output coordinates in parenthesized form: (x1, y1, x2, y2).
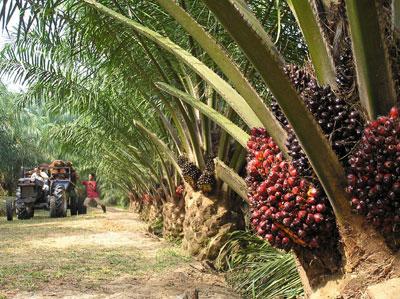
(270, 65, 312, 127)
(270, 100, 289, 127)
(335, 42, 355, 94)
(204, 155, 215, 172)
(346, 107, 400, 236)
(246, 128, 337, 250)
(175, 184, 185, 198)
(271, 65, 364, 177)
(197, 155, 216, 194)
(177, 155, 201, 189)
(142, 193, 152, 204)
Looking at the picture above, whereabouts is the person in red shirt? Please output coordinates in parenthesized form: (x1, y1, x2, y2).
(82, 173, 106, 213)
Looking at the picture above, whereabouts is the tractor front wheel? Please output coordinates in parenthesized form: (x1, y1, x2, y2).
(26, 206, 34, 219)
(6, 199, 13, 221)
(16, 195, 29, 220)
(49, 185, 67, 218)
(49, 196, 57, 217)
(16, 203, 28, 220)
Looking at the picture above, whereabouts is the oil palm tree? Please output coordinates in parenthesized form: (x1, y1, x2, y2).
(0, 83, 50, 193)
(1, 0, 399, 297)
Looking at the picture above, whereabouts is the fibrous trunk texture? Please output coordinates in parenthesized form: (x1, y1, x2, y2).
(162, 196, 185, 239)
(137, 197, 162, 223)
(182, 184, 241, 260)
(302, 218, 400, 299)
(128, 192, 142, 213)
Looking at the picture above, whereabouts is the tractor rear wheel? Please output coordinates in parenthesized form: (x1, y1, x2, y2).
(78, 198, 87, 215)
(70, 195, 78, 216)
(6, 199, 13, 221)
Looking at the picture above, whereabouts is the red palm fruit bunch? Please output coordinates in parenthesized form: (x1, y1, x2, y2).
(142, 193, 152, 204)
(175, 184, 185, 198)
(346, 107, 400, 237)
(246, 128, 337, 250)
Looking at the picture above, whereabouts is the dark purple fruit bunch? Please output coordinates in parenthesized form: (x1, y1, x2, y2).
(336, 44, 355, 94)
(270, 65, 311, 127)
(346, 107, 400, 236)
(286, 131, 313, 177)
(178, 155, 201, 189)
(246, 128, 337, 250)
(204, 155, 215, 172)
(270, 65, 364, 177)
(198, 155, 216, 193)
(197, 171, 216, 194)
(270, 100, 289, 127)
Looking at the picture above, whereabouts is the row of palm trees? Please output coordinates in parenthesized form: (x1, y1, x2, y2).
(0, 0, 303, 199)
(1, 0, 399, 297)
(0, 83, 50, 193)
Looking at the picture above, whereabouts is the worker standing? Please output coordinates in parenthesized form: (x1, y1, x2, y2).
(82, 173, 106, 213)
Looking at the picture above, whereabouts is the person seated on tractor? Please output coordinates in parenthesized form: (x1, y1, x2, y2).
(82, 173, 106, 213)
(30, 167, 50, 192)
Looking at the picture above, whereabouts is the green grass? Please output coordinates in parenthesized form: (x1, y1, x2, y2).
(0, 246, 190, 292)
(0, 209, 192, 295)
(153, 248, 192, 270)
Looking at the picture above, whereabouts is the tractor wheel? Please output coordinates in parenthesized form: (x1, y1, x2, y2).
(70, 195, 78, 216)
(16, 202, 28, 220)
(49, 196, 58, 218)
(16, 194, 29, 220)
(26, 206, 34, 219)
(6, 199, 13, 221)
(51, 185, 67, 217)
(78, 198, 87, 215)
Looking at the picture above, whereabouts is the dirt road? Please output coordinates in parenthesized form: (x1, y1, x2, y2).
(0, 207, 240, 299)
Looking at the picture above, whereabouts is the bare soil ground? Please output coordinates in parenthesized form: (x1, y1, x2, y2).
(0, 206, 240, 299)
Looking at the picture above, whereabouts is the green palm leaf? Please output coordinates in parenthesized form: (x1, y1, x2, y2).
(155, 0, 287, 154)
(82, 0, 262, 129)
(156, 82, 249, 148)
(286, 0, 337, 87)
(346, 0, 397, 119)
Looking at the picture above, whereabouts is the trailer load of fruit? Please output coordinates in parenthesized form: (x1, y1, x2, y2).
(49, 160, 77, 182)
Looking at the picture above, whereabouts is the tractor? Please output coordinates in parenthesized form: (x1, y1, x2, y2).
(6, 163, 85, 220)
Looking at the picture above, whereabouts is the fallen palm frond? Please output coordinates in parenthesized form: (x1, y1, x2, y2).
(216, 231, 303, 299)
